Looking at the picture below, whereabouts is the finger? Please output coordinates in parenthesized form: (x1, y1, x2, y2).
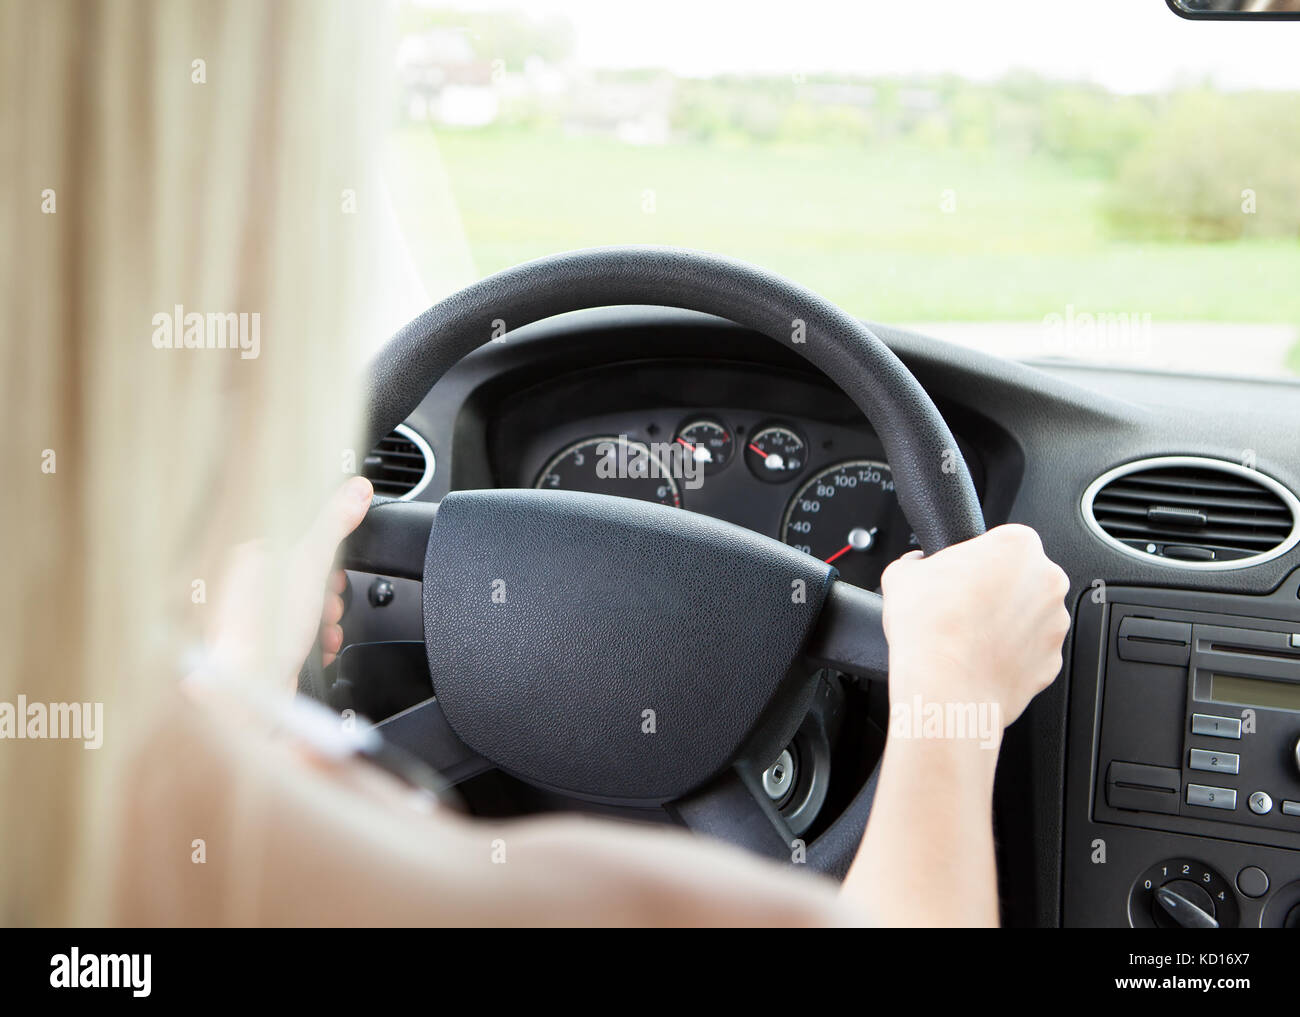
(295, 476, 374, 590)
(880, 548, 924, 590)
(310, 476, 374, 554)
(321, 623, 343, 666)
(329, 569, 348, 594)
(322, 592, 345, 627)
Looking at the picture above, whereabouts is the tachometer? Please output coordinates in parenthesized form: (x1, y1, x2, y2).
(781, 460, 916, 589)
(535, 436, 682, 507)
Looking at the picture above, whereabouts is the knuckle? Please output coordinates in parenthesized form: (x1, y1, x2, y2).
(997, 523, 1043, 553)
(881, 553, 919, 585)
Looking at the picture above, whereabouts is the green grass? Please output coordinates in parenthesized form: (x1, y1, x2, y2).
(1287, 336, 1300, 376)
(387, 125, 1300, 326)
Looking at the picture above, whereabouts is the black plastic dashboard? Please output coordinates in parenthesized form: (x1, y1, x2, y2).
(345, 304, 1300, 927)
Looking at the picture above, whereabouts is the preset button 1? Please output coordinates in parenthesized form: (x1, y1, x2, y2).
(1191, 714, 1242, 739)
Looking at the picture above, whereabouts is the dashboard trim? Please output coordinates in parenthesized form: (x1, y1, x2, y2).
(391, 422, 437, 502)
(1080, 454, 1300, 572)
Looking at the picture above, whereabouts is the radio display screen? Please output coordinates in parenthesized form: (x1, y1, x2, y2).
(1210, 672, 1300, 713)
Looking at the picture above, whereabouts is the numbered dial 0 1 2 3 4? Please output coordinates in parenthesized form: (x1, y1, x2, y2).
(1128, 858, 1239, 929)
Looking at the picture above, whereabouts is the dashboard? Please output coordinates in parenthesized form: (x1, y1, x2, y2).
(344, 305, 1300, 927)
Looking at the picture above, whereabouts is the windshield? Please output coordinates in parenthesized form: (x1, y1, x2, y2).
(386, 0, 1300, 380)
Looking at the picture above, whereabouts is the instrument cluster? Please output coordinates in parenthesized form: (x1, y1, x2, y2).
(527, 407, 921, 590)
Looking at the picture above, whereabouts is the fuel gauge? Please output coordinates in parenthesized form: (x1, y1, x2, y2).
(746, 425, 806, 482)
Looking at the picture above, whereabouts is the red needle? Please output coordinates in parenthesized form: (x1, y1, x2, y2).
(748, 443, 767, 457)
(676, 437, 696, 451)
(824, 544, 853, 564)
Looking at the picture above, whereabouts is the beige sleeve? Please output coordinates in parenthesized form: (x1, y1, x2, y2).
(105, 694, 862, 927)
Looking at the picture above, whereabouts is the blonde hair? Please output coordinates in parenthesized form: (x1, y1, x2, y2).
(0, 0, 388, 924)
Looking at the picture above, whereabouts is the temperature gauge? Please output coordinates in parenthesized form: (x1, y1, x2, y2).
(675, 418, 733, 476)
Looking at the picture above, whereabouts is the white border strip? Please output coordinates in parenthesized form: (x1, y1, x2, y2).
(1081, 455, 1300, 571)
(390, 423, 436, 502)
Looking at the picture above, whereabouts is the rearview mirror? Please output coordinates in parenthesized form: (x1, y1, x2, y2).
(1170, 0, 1300, 16)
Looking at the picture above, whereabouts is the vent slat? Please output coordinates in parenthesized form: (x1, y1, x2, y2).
(362, 428, 430, 498)
(1092, 501, 1292, 533)
(1092, 507, 1294, 538)
(1088, 460, 1295, 564)
(1096, 520, 1282, 547)
(371, 464, 425, 475)
(1096, 486, 1284, 513)
(1112, 539, 1255, 561)
(1112, 471, 1266, 494)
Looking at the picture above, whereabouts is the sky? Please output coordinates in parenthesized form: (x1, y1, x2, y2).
(434, 0, 1300, 92)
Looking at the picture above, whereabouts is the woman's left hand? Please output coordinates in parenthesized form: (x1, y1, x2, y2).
(203, 476, 373, 691)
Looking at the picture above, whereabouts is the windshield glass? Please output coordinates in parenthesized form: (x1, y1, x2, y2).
(386, 0, 1300, 379)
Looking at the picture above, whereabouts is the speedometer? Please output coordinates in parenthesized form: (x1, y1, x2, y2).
(535, 436, 682, 507)
(780, 460, 916, 589)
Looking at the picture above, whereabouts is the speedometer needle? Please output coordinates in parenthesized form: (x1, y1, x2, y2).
(826, 527, 878, 564)
(824, 544, 853, 564)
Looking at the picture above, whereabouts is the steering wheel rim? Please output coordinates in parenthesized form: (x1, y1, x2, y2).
(367, 245, 982, 552)
(341, 245, 985, 877)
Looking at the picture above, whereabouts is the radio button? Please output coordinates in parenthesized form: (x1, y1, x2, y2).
(1189, 748, 1240, 775)
(1191, 714, 1242, 739)
(1249, 791, 1273, 815)
(1282, 801, 1300, 817)
(1187, 784, 1237, 810)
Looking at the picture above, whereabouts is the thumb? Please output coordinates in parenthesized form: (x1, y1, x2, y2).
(300, 475, 373, 576)
(880, 547, 924, 589)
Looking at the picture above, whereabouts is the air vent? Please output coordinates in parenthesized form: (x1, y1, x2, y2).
(362, 424, 434, 500)
(1082, 456, 1300, 570)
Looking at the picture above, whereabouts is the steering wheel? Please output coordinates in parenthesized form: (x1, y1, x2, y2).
(333, 246, 984, 878)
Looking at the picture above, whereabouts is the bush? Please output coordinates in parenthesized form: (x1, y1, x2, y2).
(1104, 90, 1300, 241)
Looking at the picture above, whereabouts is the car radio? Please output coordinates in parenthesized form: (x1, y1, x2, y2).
(1099, 612, 1300, 838)
(1063, 573, 1300, 927)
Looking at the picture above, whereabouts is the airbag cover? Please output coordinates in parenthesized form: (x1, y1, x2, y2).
(422, 489, 834, 801)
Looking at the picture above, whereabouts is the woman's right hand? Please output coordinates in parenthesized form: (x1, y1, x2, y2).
(880, 523, 1071, 737)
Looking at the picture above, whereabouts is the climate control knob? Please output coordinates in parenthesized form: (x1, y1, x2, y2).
(1129, 859, 1239, 929)
(1154, 881, 1219, 928)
